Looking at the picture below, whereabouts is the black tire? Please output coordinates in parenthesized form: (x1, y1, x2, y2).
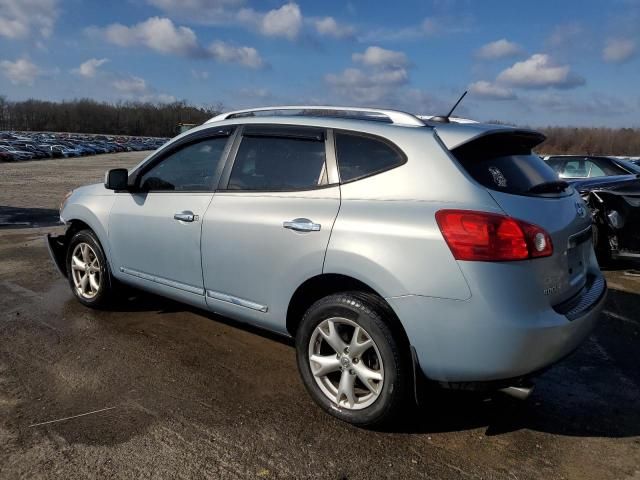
(66, 229, 114, 308)
(295, 292, 410, 427)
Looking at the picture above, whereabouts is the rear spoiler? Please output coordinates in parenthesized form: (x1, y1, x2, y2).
(430, 122, 546, 151)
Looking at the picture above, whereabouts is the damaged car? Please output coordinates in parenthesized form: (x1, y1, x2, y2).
(574, 177, 640, 262)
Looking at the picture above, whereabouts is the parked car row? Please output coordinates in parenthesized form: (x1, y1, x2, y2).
(0, 131, 169, 162)
(543, 155, 640, 263)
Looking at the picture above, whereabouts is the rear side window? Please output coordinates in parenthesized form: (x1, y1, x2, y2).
(452, 132, 562, 196)
(335, 133, 405, 182)
(228, 135, 326, 191)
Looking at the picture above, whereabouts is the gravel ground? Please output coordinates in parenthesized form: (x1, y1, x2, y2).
(1, 153, 639, 479)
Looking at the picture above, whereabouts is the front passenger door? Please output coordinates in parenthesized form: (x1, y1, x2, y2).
(109, 132, 233, 307)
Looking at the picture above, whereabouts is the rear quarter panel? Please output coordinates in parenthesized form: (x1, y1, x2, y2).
(324, 129, 499, 300)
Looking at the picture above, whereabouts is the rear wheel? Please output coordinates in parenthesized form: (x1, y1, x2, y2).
(66, 229, 114, 308)
(295, 292, 409, 427)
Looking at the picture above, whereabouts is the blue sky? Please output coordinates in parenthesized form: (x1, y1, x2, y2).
(1, 0, 639, 126)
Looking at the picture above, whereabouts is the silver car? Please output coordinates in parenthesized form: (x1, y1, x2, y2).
(47, 106, 606, 426)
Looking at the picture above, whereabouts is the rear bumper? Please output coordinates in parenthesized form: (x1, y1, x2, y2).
(388, 275, 607, 383)
(45, 233, 67, 277)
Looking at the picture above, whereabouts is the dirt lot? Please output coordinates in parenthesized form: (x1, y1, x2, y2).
(1, 153, 640, 479)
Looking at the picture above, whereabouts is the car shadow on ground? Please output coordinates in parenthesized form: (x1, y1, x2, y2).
(104, 286, 640, 439)
(0, 205, 61, 228)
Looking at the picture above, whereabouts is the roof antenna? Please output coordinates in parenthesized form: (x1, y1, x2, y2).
(430, 90, 468, 123)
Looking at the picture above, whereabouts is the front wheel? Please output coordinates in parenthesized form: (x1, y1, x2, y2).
(295, 292, 410, 427)
(66, 229, 114, 308)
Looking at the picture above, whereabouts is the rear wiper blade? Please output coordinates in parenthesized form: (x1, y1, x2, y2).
(527, 180, 570, 194)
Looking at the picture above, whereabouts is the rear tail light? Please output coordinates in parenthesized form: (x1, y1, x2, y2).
(435, 210, 553, 261)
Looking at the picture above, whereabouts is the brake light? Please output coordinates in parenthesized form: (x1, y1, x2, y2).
(435, 210, 553, 261)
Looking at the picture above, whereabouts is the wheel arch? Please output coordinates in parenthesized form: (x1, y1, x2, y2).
(61, 208, 114, 274)
(286, 273, 410, 349)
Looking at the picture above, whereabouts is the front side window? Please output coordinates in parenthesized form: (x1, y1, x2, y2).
(139, 136, 229, 191)
(228, 135, 327, 190)
(335, 133, 405, 182)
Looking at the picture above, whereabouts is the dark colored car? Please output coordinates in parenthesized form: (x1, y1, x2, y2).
(544, 155, 640, 182)
(576, 178, 640, 262)
(543, 156, 640, 262)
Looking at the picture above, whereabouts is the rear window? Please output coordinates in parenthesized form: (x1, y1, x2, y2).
(452, 132, 563, 196)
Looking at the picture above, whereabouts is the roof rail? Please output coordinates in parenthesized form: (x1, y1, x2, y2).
(417, 115, 479, 124)
(206, 106, 426, 127)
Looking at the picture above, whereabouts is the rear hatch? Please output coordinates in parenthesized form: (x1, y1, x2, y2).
(443, 127, 593, 306)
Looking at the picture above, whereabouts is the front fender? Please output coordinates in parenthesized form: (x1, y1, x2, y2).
(61, 196, 116, 271)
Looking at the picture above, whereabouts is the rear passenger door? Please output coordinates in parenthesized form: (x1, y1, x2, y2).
(201, 125, 340, 333)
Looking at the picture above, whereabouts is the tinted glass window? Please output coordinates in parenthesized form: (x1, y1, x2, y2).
(139, 136, 228, 191)
(453, 133, 562, 196)
(335, 133, 404, 182)
(228, 136, 326, 190)
(559, 158, 622, 178)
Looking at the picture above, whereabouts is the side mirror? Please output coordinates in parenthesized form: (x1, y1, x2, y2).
(104, 168, 129, 190)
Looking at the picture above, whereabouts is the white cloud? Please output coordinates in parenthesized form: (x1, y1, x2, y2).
(602, 38, 636, 63)
(326, 47, 411, 104)
(147, 0, 354, 42)
(207, 41, 264, 68)
(111, 75, 176, 103)
(238, 2, 302, 40)
(468, 81, 516, 100)
(72, 58, 109, 78)
(100, 17, 199, 56)
(90, 16, 264, 68)
(0, 0, 58, 40)
(496, 54, 585, 89)
(326, 68, 406, 104)
(113, 76, 148, 94)
(261, 2, 302, 38)
(313, 17, 355, 39)
(0, 58, 41, 85)
(352, 46, 409, 69)
(475, 39, 522, 60)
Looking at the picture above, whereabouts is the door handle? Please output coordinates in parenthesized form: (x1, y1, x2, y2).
(174, 211, 197, 222)
(283, 218, 321, 232)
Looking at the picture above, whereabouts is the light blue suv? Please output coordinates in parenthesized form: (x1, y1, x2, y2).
(47, 106, 606, 426)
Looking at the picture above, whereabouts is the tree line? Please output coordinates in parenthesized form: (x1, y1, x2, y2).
(536, 126, 640, 156)
(0, 97, 223, 137)
(0, 97, 638, 154)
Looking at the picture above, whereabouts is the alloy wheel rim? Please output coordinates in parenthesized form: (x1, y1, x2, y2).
(71, 243, 101, 299)
(308, 317, 384, 410)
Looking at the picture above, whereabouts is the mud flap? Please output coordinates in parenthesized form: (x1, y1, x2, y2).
(45, 233, 67, 277)
(410, 345, 429, 406)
